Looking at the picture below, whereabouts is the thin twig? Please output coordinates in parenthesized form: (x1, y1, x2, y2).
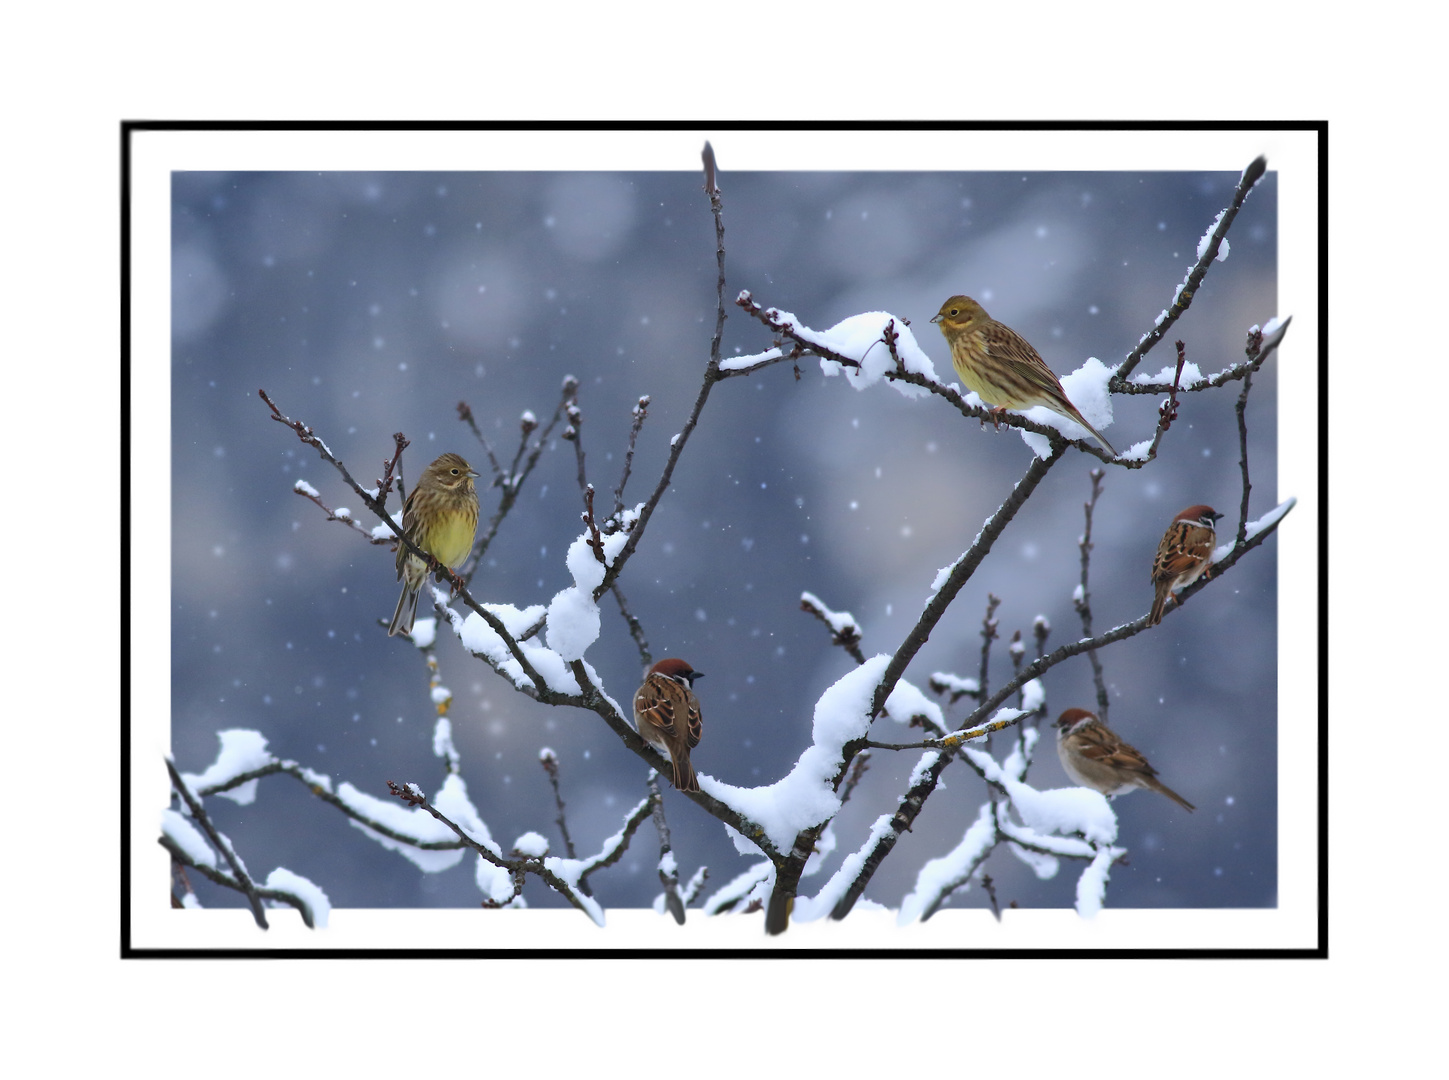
(1140, 342, 1189, 461)
(800, 592, 867, 665)
(290, 481, 381, 542)
(582, 485, 606, 564)
(703, 141, 726, 364)
(613, 395, 651, 519)
(538, 752, 578, 851)
(467, 387, 571, 580)
(863, 713, 1026, 752)
(981, 873, 1002, 922)
(839, 752, 871, 806)
(977, 594, 1001, 730)
(591, 150, 729, 600)
(1074, 469, 1111, 722)
(539, 748, 592, 897)
(611, 582, 652, 671)
(457, 399, 505, 480)
(562, 390, 588, 502)
(648, 773, 687, 925)
(1235, 327, 1260, 546)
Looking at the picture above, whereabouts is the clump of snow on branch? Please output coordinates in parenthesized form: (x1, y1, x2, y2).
(1004, 827, 1063, 880)
(1117, 439, 1158, 462)
(1075, 844, 1127, 918)
(897, 801, 996, 924)
(160, 808, 216, 867)
(654, 863, 709, 915)
(1258, 316, 1290, 348)
(702, 863, 773, 915)
(962, 745, 1118, 846)
(930, 671, 980, 697)
(1130, 359, 1206, 387)
(1207, 497, 1297, 566)
(432, 717, 459, 768)
(180, 729, 274, 806)
(371, 513, 404, 541)
(757, 308, 940, 397)
(1018, 679, 1046, 715)
(1244, 497, 1296, 540)
(719, 346, 785, 372)
(1198, 210, 1230, 262)
(707, 656, 889, 854)
(794, 812, 896, 922)
(475, 859, 517, 906)
(545, 506, 640, 662)
(264, 868, 331, 928)
(907, 751, 944, 787)
(408, 615, 439, 648)
(800, 590, 861, 641)
(541, 859, 605, 926)
(893, 714, 1121, 921)
(337, 772, 498, 874)
(452, 602, 582, 696)
(681, 865, 708, 901)
(883, 677, 945, 729)
(543, 797, 653, 927)
(1017, 357, 1116, 458)
(929, 550, 970, 595)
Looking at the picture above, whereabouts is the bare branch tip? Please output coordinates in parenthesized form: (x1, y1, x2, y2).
(702, 141, 719, 195)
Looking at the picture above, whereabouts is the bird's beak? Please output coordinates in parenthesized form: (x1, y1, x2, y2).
(929, 313, 943, 324)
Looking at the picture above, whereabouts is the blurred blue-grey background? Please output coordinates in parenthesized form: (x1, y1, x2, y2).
(170, 163, 1278, 917)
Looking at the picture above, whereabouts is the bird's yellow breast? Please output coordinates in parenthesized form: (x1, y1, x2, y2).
(429, 511, 477, 569)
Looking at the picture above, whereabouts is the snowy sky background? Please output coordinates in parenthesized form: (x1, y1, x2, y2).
(162, 147, 1282, 927)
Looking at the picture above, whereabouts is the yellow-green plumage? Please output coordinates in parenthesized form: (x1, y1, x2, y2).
(388, 452, 481, 637)
(931, 295, 1115, 454)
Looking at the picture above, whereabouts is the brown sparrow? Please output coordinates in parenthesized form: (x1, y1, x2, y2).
(632, 658, 704, 792)
(1054, 708, 1194, 812)
(1149, 504, 1223, 625)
